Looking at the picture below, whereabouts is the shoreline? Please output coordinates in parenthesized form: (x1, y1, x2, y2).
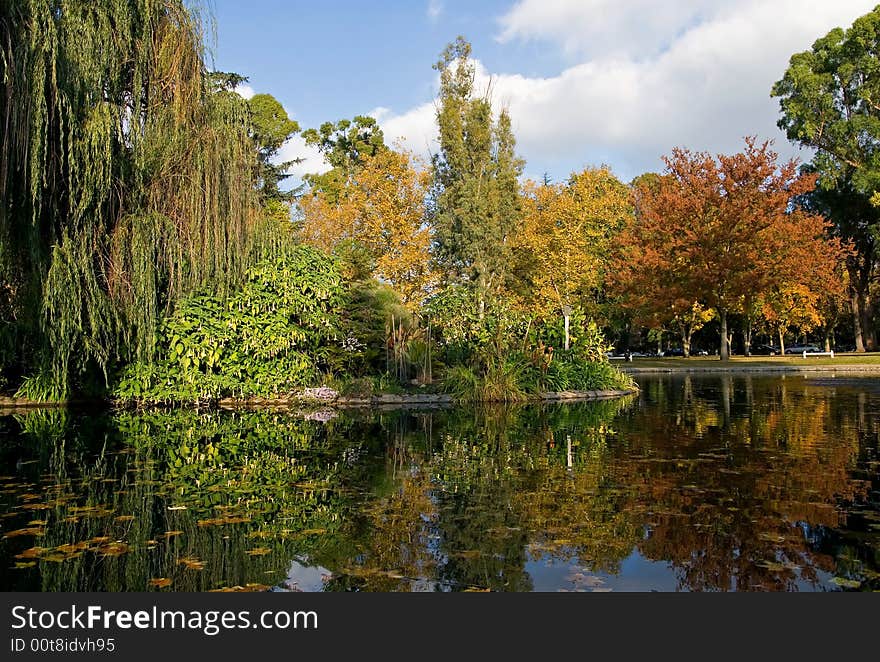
(0, 388, 639, 411)
(621, 364, 880, 375)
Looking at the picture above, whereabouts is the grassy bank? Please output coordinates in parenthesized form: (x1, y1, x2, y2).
(618, 353, 880, 371)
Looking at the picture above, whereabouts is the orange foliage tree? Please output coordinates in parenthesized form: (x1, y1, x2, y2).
(612, 138, 846, 360)
(512, 168, 631, 349)
(297, 149, 434, 307)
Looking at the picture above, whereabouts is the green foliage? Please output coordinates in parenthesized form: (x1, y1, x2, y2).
(534, 309, 611, 363)
(772, 8, 880, 195)
(328, 280, 409, 377)
(302, 116, 386, 202)
(428, 283, 630, 399)
(426, 284, 525, 365)
(0, 1, 273, 398)
(114, 247, 343, 403)
(772, 5, 880, 350)
(431, 37, 524, 299)
(248, 93, 301, 202)
(541, 354, 635, 392)
(440, 352, 632, 402)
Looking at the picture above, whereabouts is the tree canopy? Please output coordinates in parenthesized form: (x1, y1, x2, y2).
(613, 138, 845, 360)
(772, 5, 880, 350)
(248, 92, 301, 205)
(0, 0, 276, 398)
(430, 36, 524, 308)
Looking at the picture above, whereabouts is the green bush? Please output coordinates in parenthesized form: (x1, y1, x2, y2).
(114, 246, 343, 403)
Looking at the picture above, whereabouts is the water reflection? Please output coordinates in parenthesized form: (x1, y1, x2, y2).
(0, 374, 878, 592)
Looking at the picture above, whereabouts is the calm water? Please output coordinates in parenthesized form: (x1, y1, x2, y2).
(1, 374, 878, 592)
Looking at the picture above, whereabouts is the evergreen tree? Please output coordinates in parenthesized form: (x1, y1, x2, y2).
(430, 37, 524, 311)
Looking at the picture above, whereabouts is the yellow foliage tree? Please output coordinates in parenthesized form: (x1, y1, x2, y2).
(513, 168, 631, 349)
(298, 149, 435, 307)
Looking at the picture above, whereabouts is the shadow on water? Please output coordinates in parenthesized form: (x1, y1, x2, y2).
(0, 374, 878, 592)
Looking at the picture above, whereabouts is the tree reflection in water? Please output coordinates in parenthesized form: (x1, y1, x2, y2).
(0, 374, 877, 591)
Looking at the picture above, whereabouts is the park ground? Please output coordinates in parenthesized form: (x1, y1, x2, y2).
(617, 353, 880, 372)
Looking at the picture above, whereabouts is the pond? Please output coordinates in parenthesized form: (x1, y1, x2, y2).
(1, 374, 878, 592)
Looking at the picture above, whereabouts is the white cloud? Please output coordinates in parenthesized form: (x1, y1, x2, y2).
(276, 134, 330, 184)
(497, 0, 721, 60)
(273, 101, 332, 186)
(373, 0, 878, 182)
(379, 102, 438, 155)
(427, 0, 443, 22)
(234, 83, 255, 100)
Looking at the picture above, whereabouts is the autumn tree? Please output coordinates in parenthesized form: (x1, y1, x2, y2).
(298, 149, 434, 307)
(514, 167, 631, 349)
(610, 173, 712, 357)
(772, 6, 880, 350)
(614, 138, 845, 361)
(430, 37, 524, 313)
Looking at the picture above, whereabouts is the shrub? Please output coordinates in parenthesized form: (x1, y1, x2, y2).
(114, 246, 342, 403)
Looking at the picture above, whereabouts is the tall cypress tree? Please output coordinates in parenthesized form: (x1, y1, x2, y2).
(430, 37, 524, 311)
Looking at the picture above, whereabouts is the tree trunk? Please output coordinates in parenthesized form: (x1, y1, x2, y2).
(681, 329, 691, 358)
(719, 310, 729, 361)
(743, 319, 752, 357)
(563, 312, 570, 351)
(852, 291, 866, 353)
(861, 294, 876, 351)
(778, 327, 786, 355)
(824, 333, 831, 353)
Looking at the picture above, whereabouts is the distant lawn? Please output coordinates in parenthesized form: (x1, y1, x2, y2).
(616, 353, 880, 369)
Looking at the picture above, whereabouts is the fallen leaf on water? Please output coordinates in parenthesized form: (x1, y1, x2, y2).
(14, 562, 36, 569)
(246, 548, 272, 556)
(114, 515, 135, 522)
(197, 515, 250, 527)
(88, 536, 111, 544)
(167, 506, 187, 511)
(451, 550, 482, 559)
(2, 527, 45, 539)
(96, 542, 130, 557)
(830, 577, 861, 589)
(15, 547, 49, 559)
(55, 542, 90, 554)
(148, 578, 173, 588)
(209, 584, 268, 593)
(26, 519, 48, 526)
(178, 557, 205, 570)
(43, 551, 81, 562)
(566, 572, 605, 588)
(161, 530, 183, 539)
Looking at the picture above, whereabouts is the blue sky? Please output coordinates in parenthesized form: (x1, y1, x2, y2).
(207, 1, 879, 185)
(210, 1, 564, 125)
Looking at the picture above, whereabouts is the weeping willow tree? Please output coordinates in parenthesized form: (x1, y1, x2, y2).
(0, 0, 277, 399)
